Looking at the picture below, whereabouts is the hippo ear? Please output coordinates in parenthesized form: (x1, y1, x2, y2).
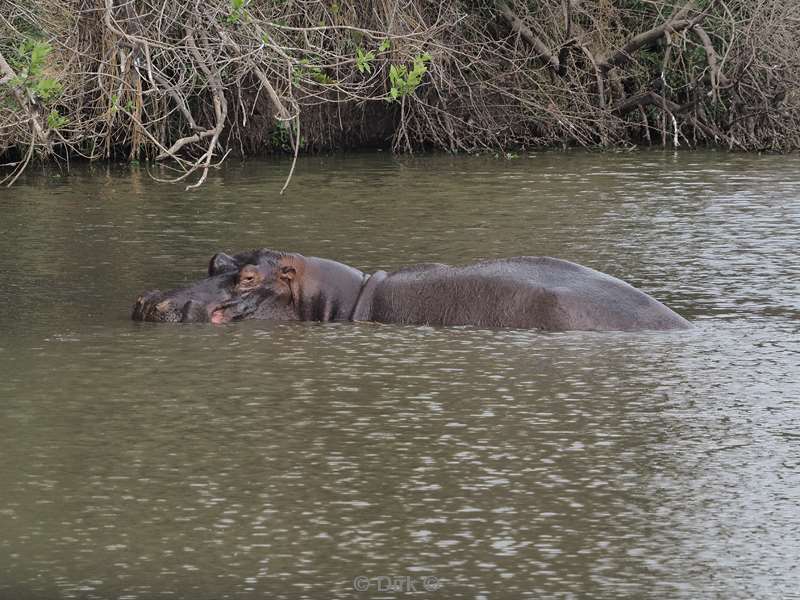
(278, 258, 301, 303)
(208, 252, 238, 276)
(279, 264, 296, 281)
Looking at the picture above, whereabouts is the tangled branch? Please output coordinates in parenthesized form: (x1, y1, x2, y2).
(0, 0, 797, 189)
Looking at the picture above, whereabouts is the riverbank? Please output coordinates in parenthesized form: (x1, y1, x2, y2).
(2, 0, 798, 188)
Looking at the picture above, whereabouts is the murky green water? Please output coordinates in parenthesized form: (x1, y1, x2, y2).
(1, 151, 798, 599)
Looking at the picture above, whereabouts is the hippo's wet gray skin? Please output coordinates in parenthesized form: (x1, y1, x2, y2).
(132, 250, 295, 323)
(132, 256, 242, 323)
(133, 249, 691, 331)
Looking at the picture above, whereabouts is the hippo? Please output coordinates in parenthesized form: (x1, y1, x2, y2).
(131, 250, 264, 323)
(132, 249, 691, 331)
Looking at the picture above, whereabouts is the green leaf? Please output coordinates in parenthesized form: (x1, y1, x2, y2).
(33, 78, 62, 101)
(388, 64, 404, 87)
(226, 0, 246, 24)
(29, 41, 52, 75)
(385, 52, 430, 101)
(312, 70, 335, 84)
(355, 47, 375, 74)
(378, 38, 390, 52)
(6, 39, 64, 103)
(46, 109, 69, 130)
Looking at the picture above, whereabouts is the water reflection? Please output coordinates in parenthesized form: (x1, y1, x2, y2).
(1, 152, 798, 599)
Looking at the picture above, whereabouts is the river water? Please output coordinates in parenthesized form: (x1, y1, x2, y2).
(0, 151, 798, 599)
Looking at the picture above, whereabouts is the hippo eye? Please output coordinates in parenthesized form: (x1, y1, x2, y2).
(237, 268, 261, 288)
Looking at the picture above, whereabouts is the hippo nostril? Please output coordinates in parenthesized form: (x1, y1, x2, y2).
(137, 290, 162, 307)
(133, 291, 160, 321)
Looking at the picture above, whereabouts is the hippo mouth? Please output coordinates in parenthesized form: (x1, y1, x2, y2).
(208, 291, 266, 324)
(209, 299, 245, 324)
(210, 307, 228, 324)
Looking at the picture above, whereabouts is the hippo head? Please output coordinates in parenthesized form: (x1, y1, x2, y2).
(132, 250, 299, 323)
(134, 249, 364, 324)
(210, 251, 302, 323)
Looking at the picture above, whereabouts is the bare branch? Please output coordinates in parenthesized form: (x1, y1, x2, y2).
(598, 1, 706, 72)
(693, 23, 730, 97)
(497, 1, 560, 73)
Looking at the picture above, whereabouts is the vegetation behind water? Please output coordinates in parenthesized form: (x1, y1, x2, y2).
(1, 0, 798, 188)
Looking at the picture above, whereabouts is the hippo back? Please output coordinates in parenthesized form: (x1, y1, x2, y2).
(367, 257, 690, 331)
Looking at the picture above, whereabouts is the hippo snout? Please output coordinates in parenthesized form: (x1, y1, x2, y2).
(135, 290, 162, 307)
(132, 289, 163, 321)
(132, 290, 206, 323)
(181, 300, 211, 323)
(132, 283, 238, 323)
(133, 268, 243, 323)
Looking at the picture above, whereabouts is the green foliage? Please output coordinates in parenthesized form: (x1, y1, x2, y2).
(108, 95, 137, 115)
(638, 41, 710, 96)
(271, 120, 289, 149)
(388, 53, 430, 102)
(27, 39, 50, 72)
(32, 77, 62, 101)
(293, 59, 336, 85)
(355, 47, 375, 74)
(270, 120, 305, 152)
(5, 39, 63, 102)
(46, 109, 68, 130)
(312, 71, 335, 85)
(637, 47, 661, 69)
(355, 40, 390, 75)
(226, 0, 249, 25)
